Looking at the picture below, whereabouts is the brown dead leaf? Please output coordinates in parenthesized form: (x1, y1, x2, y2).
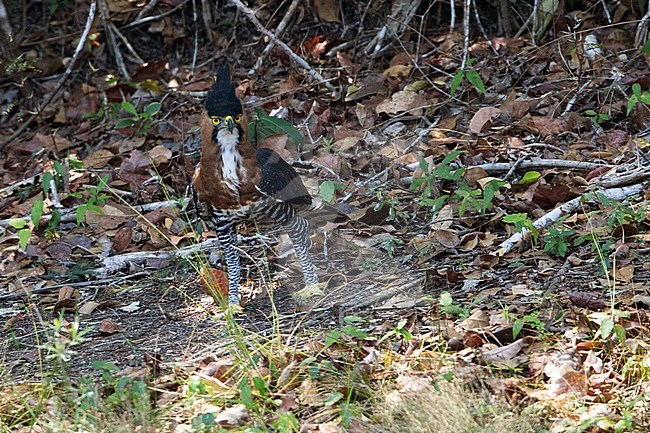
(314, 0, 340, 22)
(118, 150, 152, 186)
(569, 292, 604, 309)
(376, 91, 427, 116)
(614, 264, 634, 282)
(480, 339, 526, 364)
(460, 310, 490, 330)
(99, 318, 121, 334)
(78, 301, 101, 315)
(112, 226, 133, 252)
(469, 107, 502, 134)
(258, 134, 295, 163)
(432, 228, 460, 248)
(336, 51, 360, 74)
(84, 149, 115, 169)
(148, 145, 172, 167)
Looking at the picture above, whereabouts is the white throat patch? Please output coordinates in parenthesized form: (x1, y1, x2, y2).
(217, 128, 246, 197)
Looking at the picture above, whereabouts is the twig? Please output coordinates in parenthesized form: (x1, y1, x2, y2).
(0, 1, 97, 149)
(135, 0, 160, 21)
(495, 183, 646, 256)
(190, 0, 198, 75)
(230, 0, 337, 94)
(109, 22, 144, 64)
(121, 0, 190, 28)
(461, 0, 471, 69)
(636, 0, 650, 48)
(249, 0, 301, 75)
(98, 0, 130, 78)
(364, 0, 423, 58)
(201, 0, 214, 42)
(0, 0, 12, 36)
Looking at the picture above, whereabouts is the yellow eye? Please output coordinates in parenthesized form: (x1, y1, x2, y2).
(211, 116, 220, 125)
(235, 114, 242, 123)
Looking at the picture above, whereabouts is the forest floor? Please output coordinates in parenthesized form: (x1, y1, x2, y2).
(1, 1, 650, 432)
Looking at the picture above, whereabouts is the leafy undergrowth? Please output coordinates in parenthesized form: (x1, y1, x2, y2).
(2, 0, 650, 432)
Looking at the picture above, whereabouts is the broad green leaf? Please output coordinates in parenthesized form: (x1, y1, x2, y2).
(144, 102, 161, 117)
(465, 69, 486, 94)
(76, 204, 87, 225)
(115, 118, 135, 129)
(8, 218, 26, 229)
(613, 324, 626, 345)
(31, 199, 44, 227)
(18, 228, 31, 249)
(41, 172, 53, 194)
(513, 319, 524, 339)
(238, 378, 253, 407)
(600, 317, 614, 340)
(519, 171, 541, 184)
(449, 70, 464, 96)
(342, 325, 367, 339)
(252, 376, 267, 397)
(439, 291, 453, 307)
(319, 180, 335, 203)
(120, 101, 138, 116)
(325, 392, 344, 406)
(258, 114, 305, 145)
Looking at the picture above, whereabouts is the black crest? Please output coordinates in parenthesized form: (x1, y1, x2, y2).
(206, 64, 242, 117)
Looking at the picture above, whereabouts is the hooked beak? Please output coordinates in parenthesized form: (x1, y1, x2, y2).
(225, 116, 235, 133)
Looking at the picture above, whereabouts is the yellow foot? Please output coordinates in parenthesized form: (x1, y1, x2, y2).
(224, 303, 244, 316)
(292, 283, 326, 306)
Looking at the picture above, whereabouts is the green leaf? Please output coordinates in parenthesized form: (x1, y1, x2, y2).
(342, 325, 367, 339)
(47, 209, 62, 231)
(41, 172, 53, 195)
(238, 378, 254, 408)
(632, 83, 642, 98)
(325, 392, 344, 406)
(513, 319, 524, 339)
(144, 102, 161, 117)
(600, 318, 614, 340)
(18, 228, 31, 249)
(465, 69, 486, 94)
(31, 199, 44, 227)
(76, 204, 87, 225)
(439, 291, 453, 307)
(449, 70, 464, 96)
(627, 95, 638, 115)
(319, 180, 335, 203)
(120, 101, 138, 116)
(519, 171, 541, 185)
(613, 324, 626, 345)
(252, 376, 267, 397)
(257, 113, 305, 145)
(115, 118, 136, 129)
(8, 218, 26, 229)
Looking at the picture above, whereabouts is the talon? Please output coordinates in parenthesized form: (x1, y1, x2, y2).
(292, 282, 326, 305)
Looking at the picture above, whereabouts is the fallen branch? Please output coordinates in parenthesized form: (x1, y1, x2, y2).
(229, 0, 337, 94)
(94, 238, 220, 277)
(0, 198, 187, 228)
(495, 182, 647, 256)
(590, 165, 650, 189)
(473, 158, 612, 173)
